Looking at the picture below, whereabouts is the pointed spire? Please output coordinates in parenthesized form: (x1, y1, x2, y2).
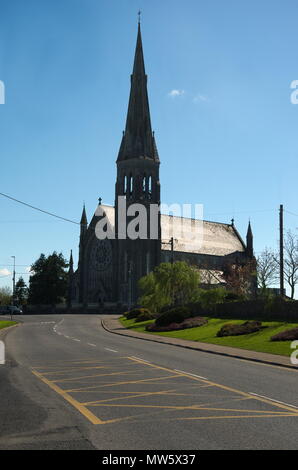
(246, 220, 253, 258)
(247, 220, 253, 238)
(69, 249, 74, 274)
(80, 204, 87, 226)
(117, 22, 159, 162)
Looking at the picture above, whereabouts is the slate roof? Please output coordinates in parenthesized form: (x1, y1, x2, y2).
(91, 205, 246, 257)
(161, 215, 245, 256)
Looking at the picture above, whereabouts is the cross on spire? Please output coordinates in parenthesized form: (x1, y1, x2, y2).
(138, 10, 141, 24)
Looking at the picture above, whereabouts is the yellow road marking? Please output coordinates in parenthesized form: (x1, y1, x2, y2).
(40, 367, 143, 377)
(31, 370, 119, 425)
(31, 357, 130, 367)
(81, 388, 186, 405)
(65, 374, 179, 392)
(86, 403, 292, 414)
(127, 357, 298, 415)
(174, 413, 298, 421)
(31, 355, 298, 426)
(51, 369, 140, 383)
(40, 365, 112, 375)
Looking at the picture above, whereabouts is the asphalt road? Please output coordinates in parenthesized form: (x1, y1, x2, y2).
(0, 314, 297, 450)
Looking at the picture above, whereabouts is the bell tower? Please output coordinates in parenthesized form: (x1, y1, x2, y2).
(115, 21, 161, 305)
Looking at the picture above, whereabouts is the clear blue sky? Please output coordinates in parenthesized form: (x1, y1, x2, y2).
(0, 0, 298, 291)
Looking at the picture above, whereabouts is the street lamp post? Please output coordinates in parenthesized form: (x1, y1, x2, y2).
(11, 256, 15, 321)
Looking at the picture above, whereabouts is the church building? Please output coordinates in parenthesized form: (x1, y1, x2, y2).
(69, 22, 254, 307)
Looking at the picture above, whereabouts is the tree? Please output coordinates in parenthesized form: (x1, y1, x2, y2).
(15, 277, 28, 305)
(139, 261, 201, 312)
(256, 248, 279, 291)
(0, 286, 12, 305)
(199, 287, 227, 311)
(283, 230, 298, 299)
(28, 252, 69, 305)
(222, 260, 257, 298)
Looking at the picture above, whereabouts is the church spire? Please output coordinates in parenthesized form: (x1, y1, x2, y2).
(69, 249, 74, 274)
(246, 220, 253, 258)
(117, 22, 159, 162)
(80, 204, 87, 226)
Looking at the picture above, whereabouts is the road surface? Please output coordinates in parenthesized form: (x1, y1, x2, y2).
(0, 314, 297, 450)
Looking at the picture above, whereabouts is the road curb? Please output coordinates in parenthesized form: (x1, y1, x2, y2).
(101, 318, 298, 372)
(0, 323, 19, 338)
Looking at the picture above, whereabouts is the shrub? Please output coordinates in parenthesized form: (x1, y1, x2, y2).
(199, 288, 227, 312)
(147, 316, 207, 332)
(155, 306, 191, 327)
(134, 311, 155, 322)
(125, 308, 151, 320)
(271, 328, 298, 342)
(217, 321, 265, 337)
(224, 292, 244, 302)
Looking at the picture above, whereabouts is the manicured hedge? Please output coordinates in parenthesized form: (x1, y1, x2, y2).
(155, 306, 191, 327)
(214, 298, 298, 322)
(125, 308, 152, 320)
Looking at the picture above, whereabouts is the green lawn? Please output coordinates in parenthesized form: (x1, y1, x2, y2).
(0, 321, 17, 330)
(120, 316, 298, 357)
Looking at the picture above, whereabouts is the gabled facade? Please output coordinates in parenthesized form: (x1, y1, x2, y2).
(70, 23, 255, 307)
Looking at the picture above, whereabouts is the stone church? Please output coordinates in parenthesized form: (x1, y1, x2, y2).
(69, 23, 254, 307)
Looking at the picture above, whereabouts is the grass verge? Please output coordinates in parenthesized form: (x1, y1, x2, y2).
(120, 316, 298, 357)
(0, 321, 18, 331)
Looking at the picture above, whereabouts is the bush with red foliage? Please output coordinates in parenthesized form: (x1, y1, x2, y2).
(146, 316, 207, 332)
(271, 328, 298, 342)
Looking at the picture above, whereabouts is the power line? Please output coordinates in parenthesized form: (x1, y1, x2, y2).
(285, 210, 298, 218)
(0, 192, 80, 225)
(0, 264, 30, 267)
(204, 209, 276, 217)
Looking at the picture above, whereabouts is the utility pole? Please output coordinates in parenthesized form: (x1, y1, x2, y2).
(161, 237, 175, 264)
(279, 204, 284, 297)
(170, 237, 174, 264)
(128, 260, 132, 309)
(11, 256, 16, 304)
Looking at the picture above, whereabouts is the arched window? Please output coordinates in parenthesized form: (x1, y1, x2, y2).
(142, 174, 146, 193)
(129, 174, 133, 194)
(123, 175, 127, 194)
(148, 176, 152, 197)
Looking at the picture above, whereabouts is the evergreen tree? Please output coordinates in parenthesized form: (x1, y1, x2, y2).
(28, 252, 68, 305)
(15, 277, 28, 305)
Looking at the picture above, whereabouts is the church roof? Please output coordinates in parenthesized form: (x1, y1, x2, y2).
(117, 23, 159, 162)
(96, 205, 246, 257)
(161, 215, 245, 256)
